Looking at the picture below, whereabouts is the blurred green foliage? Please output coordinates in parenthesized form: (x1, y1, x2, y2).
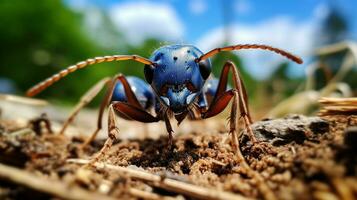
(0, 0, 258, 106)
(263, 63, 301, 101)
(0, 0, 161, 105)
(1, 0, 352, 115)
(0, 0, 105, 103)
(315, 6, 357, 92)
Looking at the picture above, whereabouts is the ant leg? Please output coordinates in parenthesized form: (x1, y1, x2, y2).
(88, 81, 159, 164)
(202, 61, 256, 143)
(59, 77, 111, 135)
(226, 61, 254, 142)
(113, 102, 171, 147)
(112, 102, 159, 123)
(164, 114, 174, 150)
(89, 104, 118, 163)
(229, 90, 243, 160)
(82, 74, 156, 148)
(81, 75, 121, 148)
(230, 62, 257, 143)
(90, 99, 160, 164)
(202, 62, 276, 200)
(202, 89, 238, 150)
(116, 76, 142, 108)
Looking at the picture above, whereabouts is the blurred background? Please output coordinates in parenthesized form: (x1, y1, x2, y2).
(0, 0, 356, 118)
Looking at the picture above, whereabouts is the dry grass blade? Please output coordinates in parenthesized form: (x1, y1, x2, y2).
(315, 41, 357, 58)
(0, 94, 48, 106)
(268, 41, 357, 118)
(67, 159, 251, 200)
(319, 97, 357, 105)
(0, 163, 117, 200)
(319, 97, 357, 116)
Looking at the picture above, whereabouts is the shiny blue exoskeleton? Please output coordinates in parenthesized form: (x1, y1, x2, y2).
(111, 44, 215, 121)
(107, 43, 301, 133)
(28, 41, 302, 150)
(112, 76, 155, 109)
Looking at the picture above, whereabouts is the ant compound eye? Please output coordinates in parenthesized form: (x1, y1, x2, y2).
(144, 64, 154, 84)
(198, 60, 212, 80)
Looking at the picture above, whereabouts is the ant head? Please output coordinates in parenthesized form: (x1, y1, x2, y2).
(144, 44, 212, 114)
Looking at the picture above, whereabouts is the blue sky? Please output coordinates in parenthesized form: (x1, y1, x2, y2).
(66, 0, 357, 79)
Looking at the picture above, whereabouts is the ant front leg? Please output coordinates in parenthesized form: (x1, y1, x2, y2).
(90, 76, 160, 163)
(202, 61, 257, 156)
(81, 74, 153, 148)
(201, 62, 278, 200)
(163, 113, 174, 150)
(91, 102, 160, 163)
(113, 101, 173, 149)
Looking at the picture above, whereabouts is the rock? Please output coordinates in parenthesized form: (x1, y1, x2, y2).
(242, 115, 329, 146)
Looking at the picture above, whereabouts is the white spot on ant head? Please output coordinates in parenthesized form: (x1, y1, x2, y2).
(160, 96, 170, 106)
(186, 93, 197, 105)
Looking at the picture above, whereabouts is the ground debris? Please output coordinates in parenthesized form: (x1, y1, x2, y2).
(0, 114, 356, 199)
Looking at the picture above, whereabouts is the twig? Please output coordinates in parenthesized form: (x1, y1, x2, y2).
(129, 188, 178, 200)
(319, 97, 357, 116)
(0, 94, 48, 106)
(0, 163, 117, 200)
(67, 159, 251, 200)
(8, 128, 35, 137)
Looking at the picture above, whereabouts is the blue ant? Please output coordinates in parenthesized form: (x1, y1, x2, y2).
(27, 44, 302, 158)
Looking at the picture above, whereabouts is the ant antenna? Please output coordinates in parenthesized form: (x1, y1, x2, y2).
(196, 44, 303, 64)
(26, 55, 154, 97)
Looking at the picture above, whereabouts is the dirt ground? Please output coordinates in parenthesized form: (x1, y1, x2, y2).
(0, 110, 356, 199)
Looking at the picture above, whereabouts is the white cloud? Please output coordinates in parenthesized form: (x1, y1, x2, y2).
(196, 16, 319, 79)
(109, 1, 185, 45)
(65, 0, 89, 11)
(81, 7, 125, 49)
(189, 0, 207, 15)
(314, 3, 330, 20)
